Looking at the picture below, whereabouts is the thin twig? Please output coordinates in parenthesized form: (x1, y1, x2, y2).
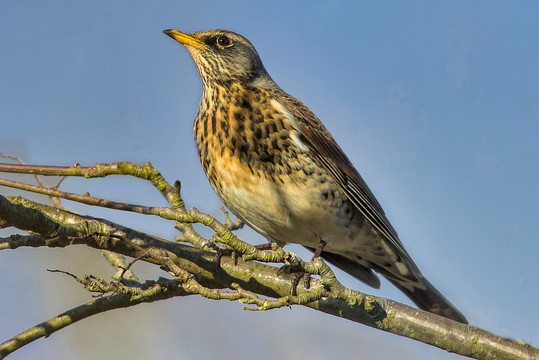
(101, 250, 139, 282)
(0, 154, 64, 208)
(220, 205, 244, 230)
(0, 162, 185, 210)
(0, 278, 192, 359)
(1, 164, 537, 360)
(0, 177, 178, 219)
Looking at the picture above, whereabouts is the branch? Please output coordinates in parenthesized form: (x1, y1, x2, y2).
(0, 153, 65, 208)
(1, 193, 536, 360)
(0, 162, 185, 210)
(0, 277, 192, 358)
(1, 161, 537, 359)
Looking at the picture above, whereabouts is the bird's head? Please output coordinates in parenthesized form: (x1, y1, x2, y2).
(164, 29, 274, 88)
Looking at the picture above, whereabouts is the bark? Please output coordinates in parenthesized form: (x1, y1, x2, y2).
(0, 162, 537, 360)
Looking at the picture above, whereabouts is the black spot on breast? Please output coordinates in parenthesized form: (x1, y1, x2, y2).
(303, 165, 315, 175)
(238, 142, 250, 154)
(275, 118, 284, 130)
(280, 139, 292, 148)
(254, 127, 262, 139)
(211, 114, 216, 132)
(275, 153, 283, 167)
(288, 149, 297, 158)
(234, 112, 245, 122)
(259, 151, 274, 162)
(236, 122, 245, 132)
(240, 99, 253, 111)
(221, 120, 229, 137)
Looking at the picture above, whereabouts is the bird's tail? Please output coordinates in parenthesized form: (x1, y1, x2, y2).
(308, 247, 468, 324)
(383, 274, 468, 324)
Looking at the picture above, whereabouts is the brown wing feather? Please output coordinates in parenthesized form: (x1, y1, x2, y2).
(274, 93, 469, 324)
(276, 92, 419, 273)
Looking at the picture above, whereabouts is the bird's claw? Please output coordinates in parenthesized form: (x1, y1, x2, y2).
(290, 272, 305, 296)
(213, 247, 241, 267)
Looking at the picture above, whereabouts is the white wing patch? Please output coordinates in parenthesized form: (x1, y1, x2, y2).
(270, 99, 309, 153)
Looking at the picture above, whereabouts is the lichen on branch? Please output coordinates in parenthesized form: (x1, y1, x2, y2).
(0, 161, 536, 360)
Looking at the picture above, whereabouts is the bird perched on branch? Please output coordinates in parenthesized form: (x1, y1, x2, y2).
(164, 28, 467, 324)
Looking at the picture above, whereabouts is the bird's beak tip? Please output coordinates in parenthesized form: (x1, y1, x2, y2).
(163, 29, 208, 49)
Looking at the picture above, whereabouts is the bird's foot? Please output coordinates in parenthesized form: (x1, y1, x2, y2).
(290, 272, 306, 296)
(302, 240, 327, 289)
(213, 246, 241, 267)
(277, 267, 306, 296)
(303, 273, 312, 290)
(276, 252, 308, 295)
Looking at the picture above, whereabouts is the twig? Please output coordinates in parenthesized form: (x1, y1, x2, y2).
(0, 154, 64, 208)
(1, 162, 537, 360)
(0, 177, 176, 218)
(101, 250, 139, 282)
(0, 162, 185, 210)
(220, 205, 244, 230)
(0, 278, 192, 359)
(1, 193, 537, 360)
(0, 166, 296, 266)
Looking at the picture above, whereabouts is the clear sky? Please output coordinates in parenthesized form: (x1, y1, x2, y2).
(1, 1, 538, 359)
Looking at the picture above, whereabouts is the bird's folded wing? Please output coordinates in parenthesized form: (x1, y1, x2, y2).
(278, 93, 419, 271)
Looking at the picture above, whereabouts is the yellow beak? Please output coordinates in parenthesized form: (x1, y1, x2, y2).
(163, 29, 208, 49)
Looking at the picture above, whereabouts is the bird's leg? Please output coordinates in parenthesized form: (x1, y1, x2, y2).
(304, 240, 327, 289)
(253, 243, 274, 251)
(312, 240, 327, 259)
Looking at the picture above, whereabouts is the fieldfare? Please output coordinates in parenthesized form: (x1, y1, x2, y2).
(164, 28, 467, 324)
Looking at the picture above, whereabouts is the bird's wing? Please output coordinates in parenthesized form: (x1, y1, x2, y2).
(277, 93, 418, 272)
(273, 93, 469, 324)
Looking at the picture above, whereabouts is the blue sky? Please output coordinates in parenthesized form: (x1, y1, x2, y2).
(1, 1, 538, 359)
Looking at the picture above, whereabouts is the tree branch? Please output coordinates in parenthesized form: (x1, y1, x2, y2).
(0, 277, 192, 359)
(0, 161, 537, 360)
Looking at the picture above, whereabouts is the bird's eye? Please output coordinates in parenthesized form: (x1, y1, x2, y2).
(216, 35, 232, 47)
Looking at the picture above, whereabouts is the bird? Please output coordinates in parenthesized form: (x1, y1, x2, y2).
(164, 28, 468, 324)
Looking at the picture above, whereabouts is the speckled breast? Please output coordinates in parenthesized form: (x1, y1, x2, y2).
(192, 82, 359, 247)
